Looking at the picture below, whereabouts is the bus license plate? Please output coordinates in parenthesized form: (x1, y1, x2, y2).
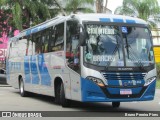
(120, 89, 132, 95)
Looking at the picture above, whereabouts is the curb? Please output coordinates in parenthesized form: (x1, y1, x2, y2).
(0, 84, 11, 87)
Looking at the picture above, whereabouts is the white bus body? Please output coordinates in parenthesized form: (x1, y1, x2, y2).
(6, 14, 157, 107)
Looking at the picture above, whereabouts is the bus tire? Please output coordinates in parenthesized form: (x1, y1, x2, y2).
(112, 102, 120, 108)
(60, 83, 70, 107)
(19, 78, 28, 97)
(55, 83, 61, 104)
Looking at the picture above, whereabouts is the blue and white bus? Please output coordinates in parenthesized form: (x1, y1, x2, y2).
(6, 14, 157, 108)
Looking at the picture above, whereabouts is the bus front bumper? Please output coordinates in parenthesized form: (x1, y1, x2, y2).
(81, 78, 156, 102)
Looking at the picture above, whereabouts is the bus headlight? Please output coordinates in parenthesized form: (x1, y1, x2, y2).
(86, 76, 105, 87)
(144, 77, 156, 86)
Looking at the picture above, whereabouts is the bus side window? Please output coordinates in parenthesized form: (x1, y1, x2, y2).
(36, 36, 41, 54)
(32, 33, 41, 55)
(41, 29, 50, 53)
(48, 26, 56, 52)
(26, 35, 32, 56)
(52, 23, 64, 52)
(66, 20, 80, 73)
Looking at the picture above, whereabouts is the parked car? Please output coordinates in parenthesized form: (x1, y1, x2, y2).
(0, 68, 7, 84)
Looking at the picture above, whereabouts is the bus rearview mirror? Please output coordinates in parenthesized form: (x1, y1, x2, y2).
(78, 24, 87, 46)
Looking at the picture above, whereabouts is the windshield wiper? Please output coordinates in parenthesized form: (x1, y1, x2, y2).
(125, 40, 145, 70)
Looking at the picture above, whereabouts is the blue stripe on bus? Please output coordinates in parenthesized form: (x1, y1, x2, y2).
(30, 56, 40, 84)
(26, 30, 31, 36)
(99, 18, 111, 22)
(32, 28, 38, 34)
(39, 25, 46, 31)
(26, 25, 46, 36)
(113, 18, 124, 23)
(38, 54, 51, 86)
(24, 56, 31, 83)
(126, 19, 136, 24)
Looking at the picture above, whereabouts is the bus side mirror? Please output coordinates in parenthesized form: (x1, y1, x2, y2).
(80, 32, 86, 46)
(78, 24, 87, 46)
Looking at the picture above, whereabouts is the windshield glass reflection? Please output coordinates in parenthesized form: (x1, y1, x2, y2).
(84, 25, 124, 67)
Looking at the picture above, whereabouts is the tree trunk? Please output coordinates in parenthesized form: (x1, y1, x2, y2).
(103, 0, 108, 12)
(96, 0, 104, 13)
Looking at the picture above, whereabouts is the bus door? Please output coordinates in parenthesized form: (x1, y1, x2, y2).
(66, 20, 81, 101)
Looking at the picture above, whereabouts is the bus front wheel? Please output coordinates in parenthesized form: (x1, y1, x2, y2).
(60, 83, 70, 107)
(112, 102, 120, 108)
(19, 78, 28, 97)
(55, 83, 61, 104)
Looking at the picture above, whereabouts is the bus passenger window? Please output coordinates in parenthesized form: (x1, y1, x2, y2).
(48, 26, 56, 52)
(32, 34, 41, 55)
(41, 29, 50, 53)
(51, 23, 64, 52)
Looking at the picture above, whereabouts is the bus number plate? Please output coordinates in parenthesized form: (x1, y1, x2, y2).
(120, 89, 132, 95)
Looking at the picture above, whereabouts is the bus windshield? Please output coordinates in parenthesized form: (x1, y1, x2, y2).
(123, 27, 154, 67)
(84, 24, 154, 67)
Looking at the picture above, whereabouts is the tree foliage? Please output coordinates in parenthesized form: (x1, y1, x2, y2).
(65, 0, 94, 14)
(0, 0, 51, 30)
(0, 0, 99, 35)
(114, 0, 160, 28)
(0, 9, 12, 37)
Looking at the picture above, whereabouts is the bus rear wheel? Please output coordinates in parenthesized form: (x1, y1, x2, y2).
(19, 78, 28, 97)
(112, 102, 120, 108)
(60, 83, 70, 107)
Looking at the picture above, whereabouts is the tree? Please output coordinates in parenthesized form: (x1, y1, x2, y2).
(114, 0, 160, 28)
(53, 0, 66, 16)
(0, 0, 51, 30)
(0, 9, 12, 37)
(65, 0, 95, 14)
(96, 0, 108, 13)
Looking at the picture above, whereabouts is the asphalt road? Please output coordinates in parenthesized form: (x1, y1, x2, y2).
(0, 86, 159, 112)
(0, 86, 160, 120)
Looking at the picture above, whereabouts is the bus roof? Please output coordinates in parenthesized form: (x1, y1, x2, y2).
(10, 14, 147, 41)
(73, 14, 147, 25)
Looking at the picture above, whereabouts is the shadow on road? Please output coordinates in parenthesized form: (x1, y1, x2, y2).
(12, 91, 141, 112)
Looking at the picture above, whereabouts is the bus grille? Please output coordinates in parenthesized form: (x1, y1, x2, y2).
(102, 73, 146, 80)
